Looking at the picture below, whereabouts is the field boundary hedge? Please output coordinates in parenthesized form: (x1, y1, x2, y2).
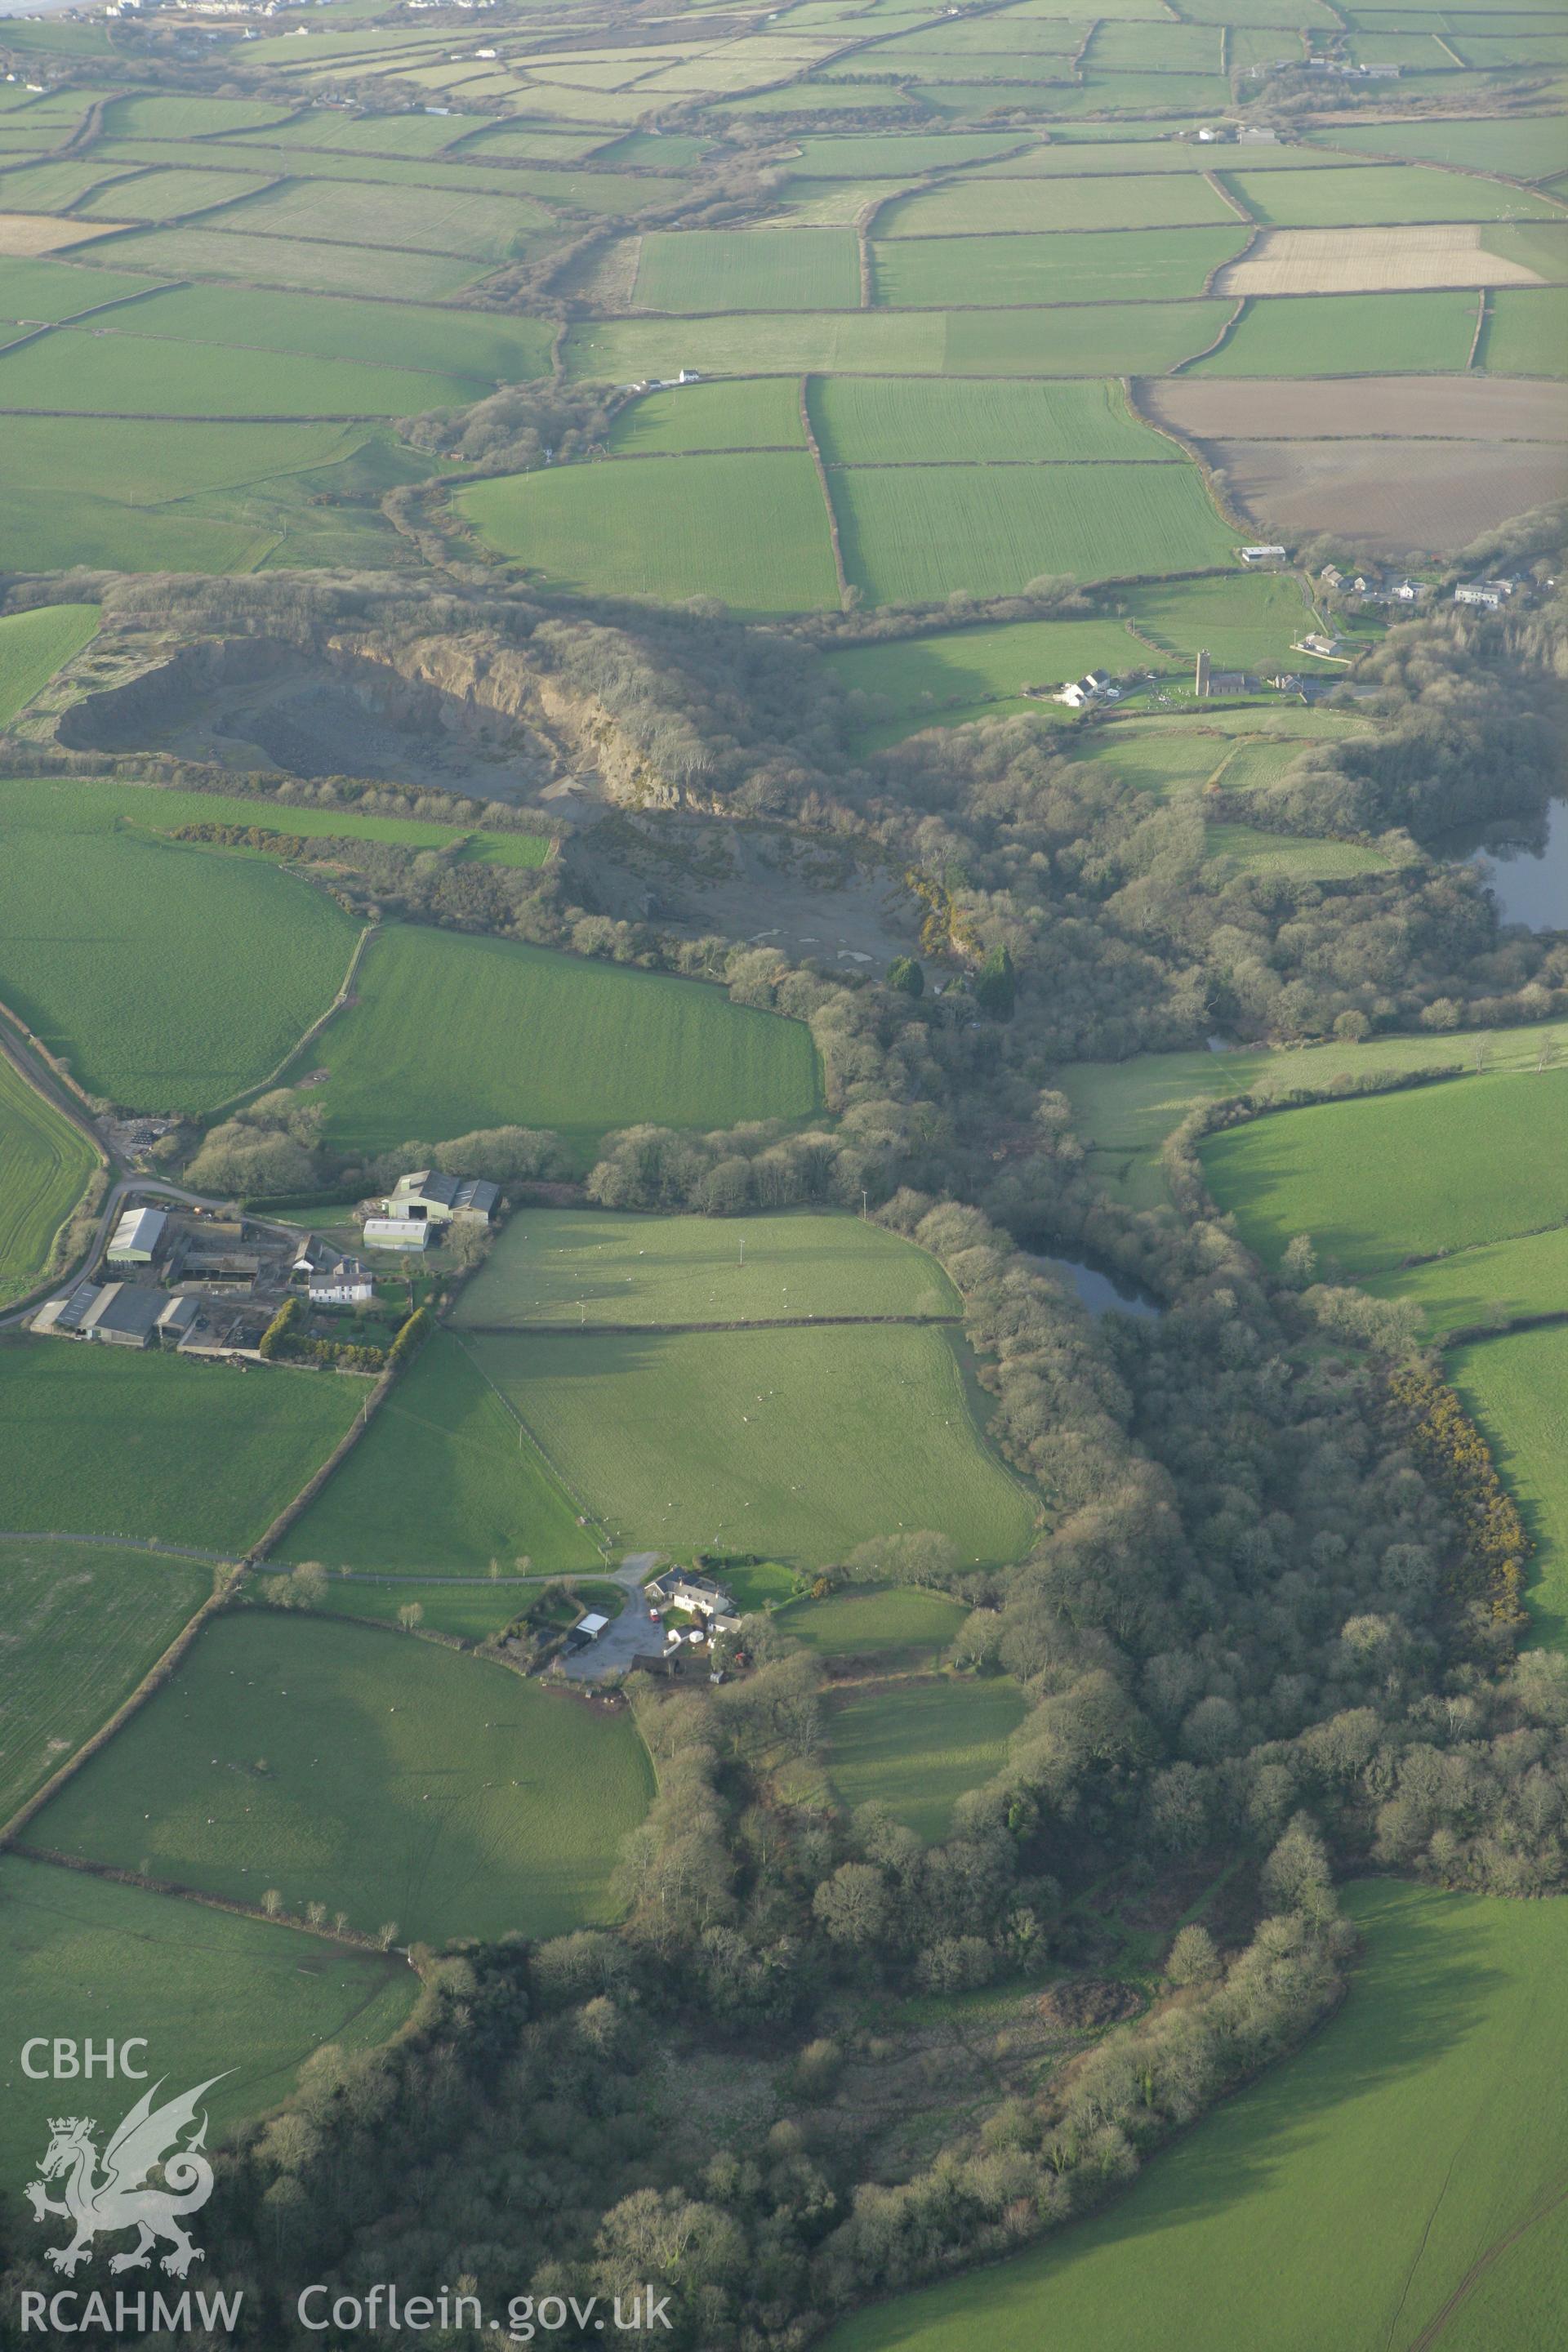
(801, 375, 851, 608)
(207, 916, 376, 1122)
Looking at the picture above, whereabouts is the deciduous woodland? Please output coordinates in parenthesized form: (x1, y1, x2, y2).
(0, 0, 1564, 2344)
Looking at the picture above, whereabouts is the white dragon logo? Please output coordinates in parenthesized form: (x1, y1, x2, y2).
(25, 2075, 229, 2278)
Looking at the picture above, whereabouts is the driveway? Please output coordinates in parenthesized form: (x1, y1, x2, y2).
(555, 1552, 666, 1682)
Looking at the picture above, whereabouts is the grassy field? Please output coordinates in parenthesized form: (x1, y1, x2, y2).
(0, 254, 161, 324)
(1204, 824, 1388, 880)
(0, 603, 98, 724)
(775, 1582, 969, 1665)
(308, 924, 821, 1159)
(823, 1675, 1023, 1838)
(831, 463, 1236, 604)
(1125, 573, 1324, 671)
(0, 1855, 416, 2181)
(1453, 1325, 1568, 1650)
(634, 226, 861, 309)
(1227, 162, 1566, 226)
(0, 321, 482, 421)
(567, 305, 1231, 381)
(0, 1051, 98, 1310)
(825, 1880, 1568, 2352)
(92, 223, 492, 301)
(827, 616, 1156, 728)
(0, 777, 359, 1113)
(812, 377, 1172, 467)
(37, 777, 549, 864)
(457, 450, 840, 611)
(277, 1331, 604, 1577)
(873, 226, 1247, 308)
(1481, 287, 1568, 376)
(1365, 1226, 1568, 1338)
(609, 376, 806, 452)
(470, 1322, 1037, 1567)
(103, 279, 554, 382)
(452, 1207, 959, 1327)
(0, 1343, 361, 1552)
(1200, 1066, 1568, 1276)
(217, 175, 555, 257)
(30, 1610, 655, 1946)
(309, 1576, 540, 1642)
(1193, 289, 1480, 375)
(878, 172, 1239, 235)
(1058, 1018, 1566, 1210)
(1325, 115, 1568, 180)
(0, 1539, 210, 1817)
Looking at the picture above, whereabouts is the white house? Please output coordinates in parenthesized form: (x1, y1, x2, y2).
(310, 1254, 373, 1307)
(1053, 669, 1118, 708)
(1454, 578, 1518, 610)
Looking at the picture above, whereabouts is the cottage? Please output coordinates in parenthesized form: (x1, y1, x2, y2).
(648, 1570, 737, 1619)
(1454, 577, 1517, 610)
(1388, 577, 1429, 604)
(106, 1205, 167, 1267)
(1053, 669, 1118, 708)
(309, 1254, 373, 1307)
(1320, 565, 1346, 590)
(386, 1170, 500, 1226)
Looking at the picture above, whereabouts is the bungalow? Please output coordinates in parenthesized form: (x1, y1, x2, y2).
(386, 1170, 500, 1226)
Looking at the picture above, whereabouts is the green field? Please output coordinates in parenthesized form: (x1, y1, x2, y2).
(1453, 1325, 1568, 1648)
(0, 777, 359, 1112)
(823, 1675, 1023, 1838)
(453, 1206, 959, 1327)
(609, 376, 806, 452)
(470, 1322, 1037, 1567)
(1325, 114, 1568, 180)
(7, 777, 548, 863)
(873, 226, 1247, 308)
(0, 1538, 210, 1818)
(0, 320, 483, 421)
(878, 172, 1239, 235)
(104, 279, 553, 381)
(1224, 162, 1566, 226)
(75, 164, 277, 219)
(0, 604, 99, 724)
(1203, 823, 1388, 880)
(278, 1331, 604, 1577)
(1365, 1225, 1568, 1337)
(308, 924, 821, 1158)
(457, 450, 840, 610)
(1193, 290, 1481, 376)
(1127, 572, 1332, 671)
(29, 1610, 655, 1946)
(634, 226, 861, 309)
(1200, 1066, 1568, 1276)
(92, 223, 492, 301)
(831, 463, 1236, 604)
(1481, 287, 1568, 376)
(0, 254, 161, 325)
(0, 1344, 361, 1553)
(826, 1881, 1568, 2352)
(775, 1582, 969, 1664)
(1059, 1018, 1566, 1210)
(826, 616, 1155, 729)
(307, 1575, 541, 1642)
(0, 1052, 98, 1310)
(812, 377, 1172, 466)
(0, 1855, 417, 2180)
(568, 305, 1232, 381)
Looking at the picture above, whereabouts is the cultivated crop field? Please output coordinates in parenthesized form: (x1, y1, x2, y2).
(827, 1882, 1568, 2352)
(822, 1676, 1024, 1839)
(0, 1345, 361, 1553)
(0, 777, 359, 1112)
(831, 463, 1237, 604)
(0, 1539, 210, 1816)
(0, 1051, 98, 1310)
(32, 1611, 654, 1946)
(1220, 224, 1546, 296)
(470, 1322, 1037, 1567)
(278, 1331, 604, 1577)
(1205, 434, 1567, 557)
(308, 924, 821, 1158)
(0, 1855, 416, 2180)
(0, 602, 98, 724)
(452, 1207, 958, 1327)
(459, 448, 840, 609)
(1200, 1066, 1568, 1276)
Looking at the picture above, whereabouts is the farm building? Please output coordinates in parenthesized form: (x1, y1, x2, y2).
(1293, 633, 1345, 659)
(33, 1281, 198, 1349)
(106, 1205, 167, 1267)
(1238, 546, 1287, 568)
(363, 1216, 430, 1252)
(578, 1612, 610, 1640)
(386, 1170, 500, 1226)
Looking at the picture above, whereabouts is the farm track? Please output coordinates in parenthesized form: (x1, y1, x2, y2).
(0, 1529, 233, 1562)
(456, 1313, 964, 1335)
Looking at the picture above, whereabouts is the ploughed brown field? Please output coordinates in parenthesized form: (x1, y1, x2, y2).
(1143, 374, 1568, 443)
(1218, 225, 1545, 295)
(0, 215, 131, 256)
(1206, 436, 1568, 555)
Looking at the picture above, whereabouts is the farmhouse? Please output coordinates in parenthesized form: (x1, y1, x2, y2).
(386, 1170, 500, 1226)
(648, 1568, 737, 1618)
(1454, 577, 1518, 610)
(106, 1205, 167, 1267)
(311, 1254, 373, 1306)
(1053, 670, 1118, 709)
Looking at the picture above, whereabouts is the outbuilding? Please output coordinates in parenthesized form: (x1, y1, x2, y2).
(107, 1205, 167, 1266)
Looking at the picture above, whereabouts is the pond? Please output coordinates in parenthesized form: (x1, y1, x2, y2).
(1451, 795, 1567, 932)
(1025, 1249, 1161, 1321)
